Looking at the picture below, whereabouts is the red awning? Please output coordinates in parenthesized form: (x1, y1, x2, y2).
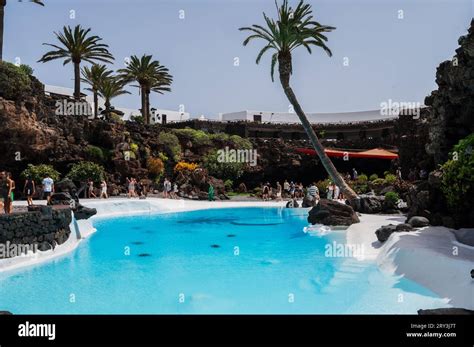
(295, 147, 398, 160)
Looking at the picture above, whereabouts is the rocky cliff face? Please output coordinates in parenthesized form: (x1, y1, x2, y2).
(425, 19, 474, 165)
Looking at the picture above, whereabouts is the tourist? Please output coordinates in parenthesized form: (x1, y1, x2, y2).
(172, 182, 179, 199)
(87, 179, 96, 198)
(262, 182, 270, 201)
(308, 182, 320, 203)
(333, 183, 340, 201)
(290, 181, 296, 198)
(23, 175, 36, 206)
(208, 183, 215, 201)
(0, 171, 6, 214)
(396, 167, 402, 180)
(352, 168, 358, 180)
(136, 180, 143, 197)
(7, 173, 15, 214)
(276, 182, 282, 201)
(345, 172, 352, 181)
(100, 180, 108, 199)
(42, 175, 54, 204)
(162, 178, 172, 199)
(283, 179, 290, 196)
(327, 182, 334, 200)
(126, 177, 136, 198)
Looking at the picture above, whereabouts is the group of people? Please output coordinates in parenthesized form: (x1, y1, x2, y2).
(86, 178, 109, 199)
(0, 172, 56, 214)
(260, 179, 344, 202)
(125, 177, 147, 198)
(162, 178, 179, 199)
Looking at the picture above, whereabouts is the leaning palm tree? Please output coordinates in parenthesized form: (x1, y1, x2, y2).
(38, 25, 114, 99)
(118, 54, 173, 125)
(97, 76, 130, 120)
(81, 64, 113, 118)
(239, 0, 357, 200)
(0, 0, 44, 61)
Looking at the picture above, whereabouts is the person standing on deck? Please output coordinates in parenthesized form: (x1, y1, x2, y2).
(42, 175, 54, 205)
(23, 176, 36, 206)
(208, 183, 215, 201)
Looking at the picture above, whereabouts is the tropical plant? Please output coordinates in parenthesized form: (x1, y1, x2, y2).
(369, 174, 379, 181)
(384, 191, 399, 207)
(357, 174, 368, 183)
(157, 132, 181, 161)
(0, 61, 31, 101)
(85, 145, 105, 162)
(315, 179, 331, 198)
(174, 161, 198, 173)
(66, 161, 105, 183)
(118, 54, 172, 125)
(97, 76, 130, 119)
(20, 164, 60, 184)
(202, 151, 245, 180)
(38, 25, 114, 99)
(173, 128, 212, 146)
(81, 64, 113, 118)
(0, 0, 44, 61)
(147, 157, 165, 176)
(384, 173, 397, 184)
(239, 0, 357, 200)
(224, 179, 234, 191)
(441, 134, 474, 210)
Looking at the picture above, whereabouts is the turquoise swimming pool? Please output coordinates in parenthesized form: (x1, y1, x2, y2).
(0, 207, 449, 313)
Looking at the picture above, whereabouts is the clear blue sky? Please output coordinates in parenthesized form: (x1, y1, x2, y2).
(4, 0, 473, 117)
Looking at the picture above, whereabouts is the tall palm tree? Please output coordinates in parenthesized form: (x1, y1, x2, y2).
(0, 0, 44, 61)
(81, 64, 113, 118)
(118, 54, 172, 125)
(239, 0, 357, 200)
(38, 25, 114, 99)
(97, 76, 130, 120)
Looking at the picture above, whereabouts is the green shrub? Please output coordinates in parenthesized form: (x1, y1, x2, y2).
(316, 179, 330, 197)
(357, 174, 368, 183)
(229, 135, 252, 150)
(384, 174, 397, 184)
(384, 191, 399, 206)
(158, 132, 181, 161)
(85, 145, 105, 161)
(130, 143, 139, 154)
(441, 134, 474, 210)
(210, 133, 230, 142)
(173, 128, 212, 146)
(158, 152, 168, 162)
(224, 179, 233, 191)
(20, 164, 60, 184)
(369, 174, 379, 181)
(66, 161, 105, 183)
(202, 151, 245, 180)
(371, 178, 385, 185)
(354, 184, 369, 194)
(383, 171, 390, 177)
(130, 115, 144, 124)
(0, 61, 32, 101)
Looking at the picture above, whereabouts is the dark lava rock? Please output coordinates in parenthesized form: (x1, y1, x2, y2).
(418, 308, 474, 315)
(74, 204, 97, 220)
(131, 241, 144, 245)
(211, 244, 220, 248)
(38, 241, 53, 251)
(359, 196, 382, 214)
(302, 196, 317, 208)
(407, 216, 430, 227)
(138, 253, 151, 257)
(227, 234, 236, 238)
(0, 311, 12, 315)
(395, 223, 414, 231)
(49, 192, 77, 208)
(375, 224, 398, 242)
(55, 178, 78, 193)
(286, 199, 300, 208)
(308, 199, 359, 226)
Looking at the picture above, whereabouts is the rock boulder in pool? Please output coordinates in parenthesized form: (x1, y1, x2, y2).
(308, 199, 359, 226)
(375, 224, 398, 242)
(407, 216, 430, 227)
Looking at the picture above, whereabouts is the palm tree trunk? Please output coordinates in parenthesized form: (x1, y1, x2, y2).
(145, 88, 151, 124)
(74, 61, 81, 99)
(278, 53, 358, 201)
(140, 85, 148, 124)
(93, 90, 98, 119)
(0, 0, 6, 62)
(104, 100, 111, 120)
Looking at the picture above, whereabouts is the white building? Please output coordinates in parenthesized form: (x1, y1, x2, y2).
(220, 109, 399, 124)
(44, 85, 190, 124)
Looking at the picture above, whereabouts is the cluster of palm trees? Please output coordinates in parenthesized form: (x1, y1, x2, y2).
(37, 25, 172, 123)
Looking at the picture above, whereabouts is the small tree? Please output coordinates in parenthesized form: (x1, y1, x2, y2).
(66, 161, 105, 183)
(21, 164, 60, 184)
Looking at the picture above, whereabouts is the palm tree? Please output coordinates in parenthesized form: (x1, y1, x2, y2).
(0, 0, 44, 61)
(97, 76, 130, 120)
(239, 0, 357, 200)
(118, 54, 172, 125)
(81, 64, 113, 118)
(38, 25, 114, 99)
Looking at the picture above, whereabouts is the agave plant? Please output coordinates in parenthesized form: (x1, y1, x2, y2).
(239, 0, 357, 200)
(38, 25, 114, 99)
(0, 0, 44, 61)
(81, 64, 113, 118)
(97, 76, 130, 120)
(118, 54, 172, 125)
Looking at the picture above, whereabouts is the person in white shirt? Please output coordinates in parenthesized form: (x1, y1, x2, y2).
(42, 176, 54, 204)
(100, 180, 108, 199)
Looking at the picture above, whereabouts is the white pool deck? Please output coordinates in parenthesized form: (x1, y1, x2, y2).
(1, 198, 473, 310)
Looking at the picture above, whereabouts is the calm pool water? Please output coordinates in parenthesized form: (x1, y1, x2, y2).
(0, 207, 449, 314)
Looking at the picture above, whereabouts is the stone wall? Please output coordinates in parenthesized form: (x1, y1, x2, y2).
(0, 206, 71, 258)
